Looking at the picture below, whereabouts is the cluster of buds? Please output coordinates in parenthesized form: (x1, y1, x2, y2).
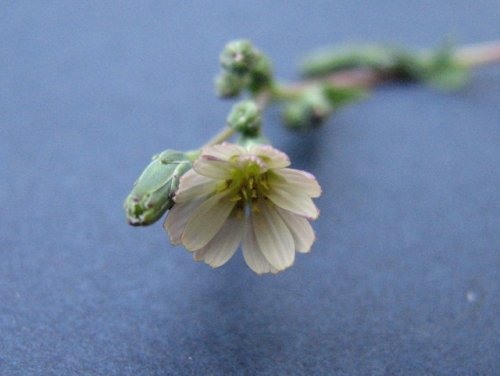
(215, 40, 273, 97)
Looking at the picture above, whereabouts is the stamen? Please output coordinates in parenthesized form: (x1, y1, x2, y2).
(216, 181, 228, 192)
(230, 194, 242, 202)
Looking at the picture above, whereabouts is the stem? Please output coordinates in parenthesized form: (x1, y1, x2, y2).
(280, 70, 382, 97)
(255, 90, 272, 110)
(204, 40, 500, 147)
(204, 126, 236, 147)
(454, 41, 500, 68)
(203, 91, 273, 147)
(279, 40, 500, 95)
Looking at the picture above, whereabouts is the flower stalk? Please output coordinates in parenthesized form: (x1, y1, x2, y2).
(125, 38, 499, 274)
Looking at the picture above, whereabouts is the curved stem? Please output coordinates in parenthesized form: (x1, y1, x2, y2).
(204, 40, 500, 147)
(278, 40, 500, 96)
(454, 41, 500, 68)
(203, 91, 273, 147)
(279, 69, 382, 97)
(203, 126, 236, 147)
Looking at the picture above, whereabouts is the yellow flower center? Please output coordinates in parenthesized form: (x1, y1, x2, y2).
(216, 154, 271, 216)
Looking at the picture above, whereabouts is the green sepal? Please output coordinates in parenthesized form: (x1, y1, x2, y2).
(124, 150, 192, 226)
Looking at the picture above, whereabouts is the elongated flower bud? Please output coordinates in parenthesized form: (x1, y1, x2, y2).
(124, 150, 192, 226)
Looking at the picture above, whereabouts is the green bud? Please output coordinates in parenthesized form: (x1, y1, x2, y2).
(248, 54, 273, 94)
(124, 150, 192, 226)
(282, 100, 312, 129)
(215, 71, 244, 98)
(227, 100, 261, 136)
(216, 40, 274, 97)
(283, 87, 333, 129)
(237, 133, 269, 148)
(220, 40, 258, 74)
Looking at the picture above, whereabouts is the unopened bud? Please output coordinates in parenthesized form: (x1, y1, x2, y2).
(248, 54, 273, 94)
(215, 71, 243, 98)
(220, 40, 258, 74)
(283, 87, 332, 129)
(124, 150, 192, 226)
(227, 100, 261, 136)
(237, 133, 269, 148)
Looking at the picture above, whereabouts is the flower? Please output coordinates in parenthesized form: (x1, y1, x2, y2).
(163, 142, 321, 274)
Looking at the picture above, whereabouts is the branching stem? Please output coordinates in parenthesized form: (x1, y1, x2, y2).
(205, 40, 500, 146)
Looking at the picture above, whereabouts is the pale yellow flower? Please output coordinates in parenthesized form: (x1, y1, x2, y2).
(163, 142, 321, 274)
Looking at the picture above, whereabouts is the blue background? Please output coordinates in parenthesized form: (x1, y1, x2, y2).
(1, 1, 499, 375)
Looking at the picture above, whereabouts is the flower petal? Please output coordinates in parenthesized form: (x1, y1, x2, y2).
(163, 198, 204, 245)
(181, 191, 235, 251)
(201, 143, 244, 160)
(194, 215, 244, 268)
(174, 170, 216, 204)
(272, 168, 321, 198)
(192, 156, 234, 179)
(248, 144, 290, 169)
(242, 217, 279, 274)
(266, 185, 319, 220)
(252, 201, 295, 271)
(276, 207, 316, 253)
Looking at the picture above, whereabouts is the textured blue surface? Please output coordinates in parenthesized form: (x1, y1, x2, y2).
(1, 1, 499, 375)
